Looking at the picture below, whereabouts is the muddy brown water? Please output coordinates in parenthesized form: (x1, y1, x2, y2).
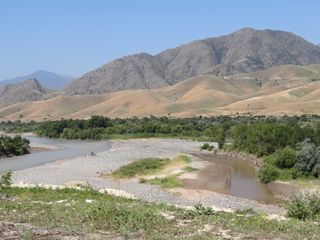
(183, 153, 277, 204)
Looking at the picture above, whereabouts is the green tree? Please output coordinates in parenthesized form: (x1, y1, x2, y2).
(295, 138, 320, 177)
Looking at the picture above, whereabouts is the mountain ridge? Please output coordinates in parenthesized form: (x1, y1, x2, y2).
(63, 28, 320, 95)
(0, 79, 53, 108)
(2, 64, 320, 120)
(0, 70, 74, 90)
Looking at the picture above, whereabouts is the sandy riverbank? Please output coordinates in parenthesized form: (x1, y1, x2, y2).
(12, 138, 285, 216)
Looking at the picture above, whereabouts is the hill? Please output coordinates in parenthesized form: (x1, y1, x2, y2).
(2, 64, 320, 120)
(0, 79, 52, 109)
(0, 70, 74, 90)
(63, 28, 320, 95)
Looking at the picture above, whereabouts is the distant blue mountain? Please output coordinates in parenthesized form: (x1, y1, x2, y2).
(0, 70, 74, 90)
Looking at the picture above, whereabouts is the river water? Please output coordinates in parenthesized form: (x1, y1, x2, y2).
(0, 136, 111, 172)
(184, 153, 277, 203)
(1, 136, 276, 203)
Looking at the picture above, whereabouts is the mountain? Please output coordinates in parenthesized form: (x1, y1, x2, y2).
(0, 70, 74, 90)
(2, 64, 320, 120)
(0, 79, 52, 108)
(63, 28, 320, 95)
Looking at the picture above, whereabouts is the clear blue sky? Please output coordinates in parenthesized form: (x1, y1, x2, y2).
(0, 0, 319, 80)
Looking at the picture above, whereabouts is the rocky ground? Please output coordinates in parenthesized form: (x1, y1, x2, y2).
(12, 138, 284, 216)
(0, 221, 127, 240)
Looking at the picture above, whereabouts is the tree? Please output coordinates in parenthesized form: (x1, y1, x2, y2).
(274, 147, 296, 169)
(258, 164, 280, 183)
(295, 138, 320, 177)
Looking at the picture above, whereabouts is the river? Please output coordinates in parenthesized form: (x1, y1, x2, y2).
(0, 136, 111, 172)
(184, 153, 277, 203)
(1, 136, 277, 203)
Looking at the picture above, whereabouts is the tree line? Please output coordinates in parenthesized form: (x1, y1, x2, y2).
(2, 115, 320, 181)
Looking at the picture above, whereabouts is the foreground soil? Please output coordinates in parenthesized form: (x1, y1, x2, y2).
(0, 187, 319, 240)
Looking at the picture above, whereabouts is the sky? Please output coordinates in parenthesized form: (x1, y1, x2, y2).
(0, 0, 319, 80)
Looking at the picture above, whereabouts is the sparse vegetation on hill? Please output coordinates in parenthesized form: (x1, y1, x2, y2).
(64, 28, 320, 95)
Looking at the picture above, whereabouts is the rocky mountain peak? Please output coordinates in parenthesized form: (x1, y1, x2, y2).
(63, 28, 320, 95)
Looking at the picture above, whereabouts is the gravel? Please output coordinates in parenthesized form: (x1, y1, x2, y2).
(12, 138, 284, 216)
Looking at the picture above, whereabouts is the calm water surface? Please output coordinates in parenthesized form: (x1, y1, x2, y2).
(0, 136, 111, 172)
(184, 154, 277, 203)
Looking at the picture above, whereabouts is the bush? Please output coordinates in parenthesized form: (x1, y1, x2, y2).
(274, 146, 296, 169)
(200, 143, 214, 151)
(258, 164, 280, 183)
(194, 204, 215, 216)
(286, 192, 320, 220)
(277, 168, 299, 180)
(0, 171, 12, 189)
(0, 135, 30, 157)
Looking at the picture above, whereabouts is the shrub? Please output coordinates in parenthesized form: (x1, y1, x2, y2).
(258, 164, 280, 183)
(286, 191, 320, 220)
(0, 171, 12, 189)
(201, 143, 210, 150)
(194, 204, 215, 216)
(277, 168, 299, 180)
(0, 135, 30, 157)
(274, 146, 296, 169)
(200, 143, 214, 151)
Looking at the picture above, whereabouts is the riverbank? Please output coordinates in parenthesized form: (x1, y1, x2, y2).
(11, 138, 284, 216)
(200, 149, 308, 201)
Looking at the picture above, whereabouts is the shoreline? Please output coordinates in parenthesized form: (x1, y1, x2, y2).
(11, 138, 285, 216)
(29, 143, 61, 153)
(196, 149, 302, 201)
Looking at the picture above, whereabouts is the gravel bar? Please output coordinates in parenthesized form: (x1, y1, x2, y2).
(12, 138, 284, 216)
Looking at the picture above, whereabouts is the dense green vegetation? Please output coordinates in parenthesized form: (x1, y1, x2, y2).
(1, 115, 236, 144)
(0, 135, 30, 157)
(2, 115, 320, 182)
(0, 186, 319, 239)
(228, 120, 320, 182)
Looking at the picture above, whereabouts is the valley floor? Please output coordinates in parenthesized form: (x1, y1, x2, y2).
(12, 138, 283, 216)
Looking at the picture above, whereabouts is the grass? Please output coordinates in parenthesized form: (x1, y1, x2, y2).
(100, 132, 212, 142)
(113, 155, 197, 190)
(112, 158, 170, 178)
(1, 187, 320, 239)
(139, 175, 183, 188)
(112, 155, 193, 179)
(183, 166, 198, 172)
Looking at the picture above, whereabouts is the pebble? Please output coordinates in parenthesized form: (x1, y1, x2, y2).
(11, 138, 284, 216)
